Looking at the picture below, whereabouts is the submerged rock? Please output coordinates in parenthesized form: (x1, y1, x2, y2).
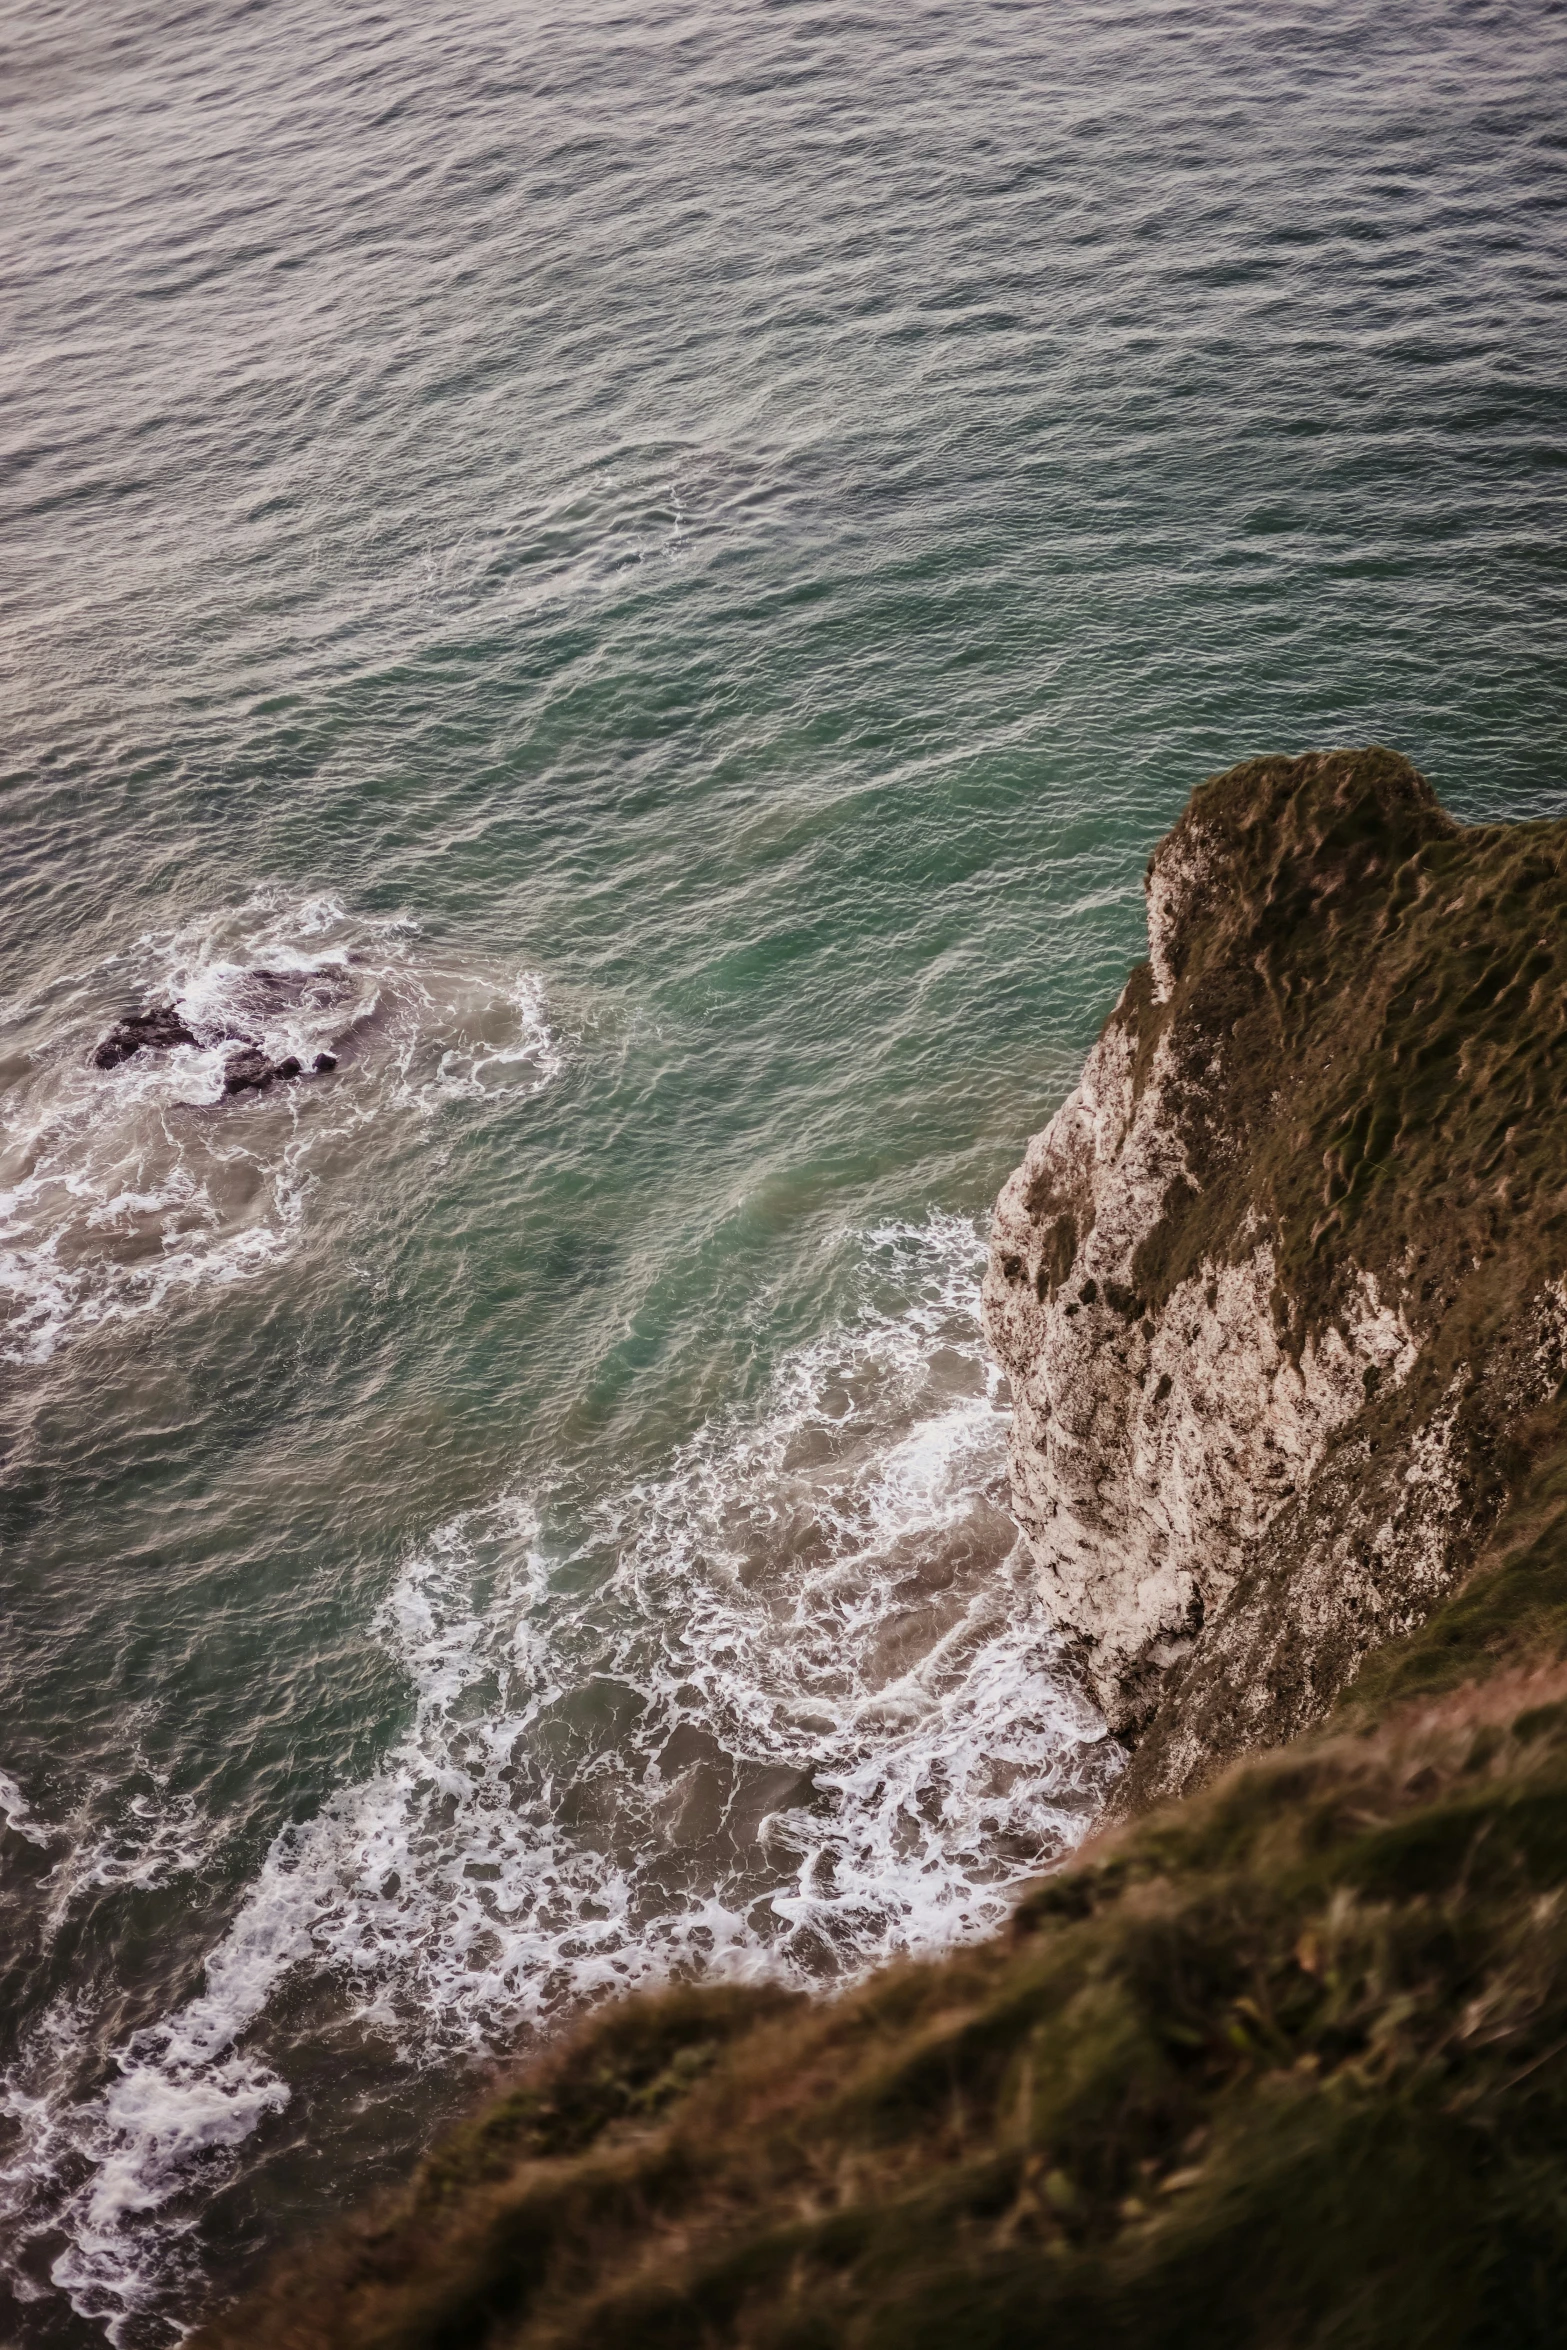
(221, 1048, 313, 1094)
(91, 1004, 202, 1068)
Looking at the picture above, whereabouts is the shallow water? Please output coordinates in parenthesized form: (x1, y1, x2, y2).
(2, 0, 1565, 2339)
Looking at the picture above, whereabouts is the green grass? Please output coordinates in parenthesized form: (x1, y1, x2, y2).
(1125, 749, 1567, 1366)
(1341, 1424, 1567, 1720)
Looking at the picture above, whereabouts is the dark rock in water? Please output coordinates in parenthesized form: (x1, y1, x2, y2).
(222, 1047, 311, 1095)
(222, 1048, 279, 1095)
(92, 1005, 200, 1069)
(92, 979, 333, 1090)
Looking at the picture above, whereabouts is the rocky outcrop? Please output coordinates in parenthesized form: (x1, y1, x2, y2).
(92, 1004, 202, 1067)
(984, 747, 1567, 1801)
(92, 985, 341, 1092)
(222, 1047, 302, 1093)
(983, 1022, 1417, 1739)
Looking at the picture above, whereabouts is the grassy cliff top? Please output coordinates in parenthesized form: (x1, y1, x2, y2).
(1129, 747, 1567, 1370)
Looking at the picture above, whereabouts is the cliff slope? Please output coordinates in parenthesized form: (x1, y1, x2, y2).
(200, 1667, 1567, 2350)
(196, 750, 1567, 2350)
(984, 747, 1567, 1810)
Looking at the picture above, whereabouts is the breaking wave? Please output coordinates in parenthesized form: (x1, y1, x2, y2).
(0, 1212, 1116, 2344)
(0, 892, 562, 1365)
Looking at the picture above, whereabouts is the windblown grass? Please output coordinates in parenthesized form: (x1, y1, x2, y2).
(199, 1671, 1567, 2350)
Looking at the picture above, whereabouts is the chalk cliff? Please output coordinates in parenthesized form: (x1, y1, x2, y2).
(985, 747, 1567, 1808)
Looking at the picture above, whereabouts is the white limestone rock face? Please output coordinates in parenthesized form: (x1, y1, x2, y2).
(982, 749, 1567, 1793)
(981, 879, 1416, 1737)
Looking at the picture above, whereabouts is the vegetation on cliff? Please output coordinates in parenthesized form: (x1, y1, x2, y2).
(197, 751, 1567, 2349)
(199, 1665, 1567, 2350)
(984, 747, 1567, 1805)
(1128, 746, 1567, 1349)
(1111, 748, 1567, 1809)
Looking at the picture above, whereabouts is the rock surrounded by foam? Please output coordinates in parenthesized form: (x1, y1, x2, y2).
(93, 974, 347, 1094)
(221, 1047, 305, 1095)
(4, 896, 562, 1368)
(91, 1004, 205, 1067)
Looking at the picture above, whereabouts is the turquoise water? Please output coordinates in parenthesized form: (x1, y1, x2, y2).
(2, 0, 1565, 2338)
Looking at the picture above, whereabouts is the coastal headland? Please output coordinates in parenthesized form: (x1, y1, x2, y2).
(197, 749, 1567, 2348)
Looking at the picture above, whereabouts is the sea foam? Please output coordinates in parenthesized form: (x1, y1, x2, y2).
(0, 1213, 1116, 2344)
(0, 890, 561, 1365)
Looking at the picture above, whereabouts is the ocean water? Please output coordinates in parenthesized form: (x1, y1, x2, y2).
(2, 0, 1565, 2338)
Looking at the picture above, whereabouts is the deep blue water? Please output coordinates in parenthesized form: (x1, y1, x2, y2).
(2, 1, 1565, 2339)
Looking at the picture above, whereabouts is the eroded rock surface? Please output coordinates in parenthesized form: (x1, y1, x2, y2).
(985, 747, 1567, 1795)
(91, 1005, 202, 1067)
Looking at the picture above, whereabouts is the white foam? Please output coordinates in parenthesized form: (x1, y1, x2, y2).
(0, 1999, 99, 2307)
(4, 1214, 1117, 2342)
(0, 1768, 51, 1848)
(0, 891, 563, 1364)
(37, 1769, 223, 1938)
(0, 1758, 233, 2316)
(414, 966, 565, 1108)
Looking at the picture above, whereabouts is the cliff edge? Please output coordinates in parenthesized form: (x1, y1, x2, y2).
(985, 747, 1567, 1810)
